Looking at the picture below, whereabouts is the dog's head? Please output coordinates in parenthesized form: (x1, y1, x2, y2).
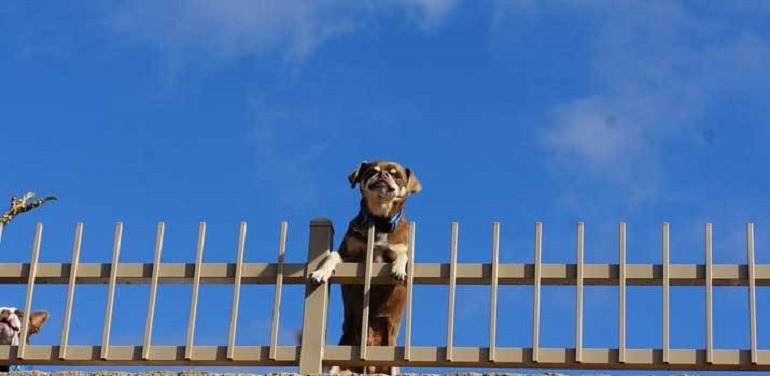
(348, 160, 421, 217)
(0, 307, 49, 346)
(0, 308, 22, 345)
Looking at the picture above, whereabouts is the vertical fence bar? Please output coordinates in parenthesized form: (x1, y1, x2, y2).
(59, 223, 83, 359)
(360, 225, 375, 360)
(575, 222, 584, 363)
(142, 222, 165, 360)
(404, 222, 416, 361)
(269, 221, 288, 360)
(446, 222, 459, 361)
(705, 223, 713, 364)
(185, 222, 206, 360)
(227, 222, 247, 360)
(18, 223, 43, 358)
(662, 222, 670, 364)
(489, 222, 500, 362)
(532, 222, 543, 363)
(101, 223, 123, 360)
(298, 219, 334, 375)
(747, 223, 758, 364)
(618, 222, 627, 364)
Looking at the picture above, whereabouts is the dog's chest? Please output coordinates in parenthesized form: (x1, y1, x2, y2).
(372, 233, 390, 262)
(0, 329, 18, 346)
(343, 230, 402, 263)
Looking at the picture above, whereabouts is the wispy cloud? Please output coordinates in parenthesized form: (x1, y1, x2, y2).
(99, 0, 460, 208)
(104, 0, 459, 62)
(390, 0, 459, 32)
(497, 1, 770, 204)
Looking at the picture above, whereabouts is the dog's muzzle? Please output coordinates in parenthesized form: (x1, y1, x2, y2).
(366, 172, 397, 192)
(0, 310, 20, 332)
(0, 319, 20, 333)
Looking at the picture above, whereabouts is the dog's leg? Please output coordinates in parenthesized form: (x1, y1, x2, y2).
(387, 319, 401, 375)
(309, 251, 342, 284)
(390, 252, 408, 281)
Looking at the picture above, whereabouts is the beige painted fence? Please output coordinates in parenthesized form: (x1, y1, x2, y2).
(1, 219, 769, 374)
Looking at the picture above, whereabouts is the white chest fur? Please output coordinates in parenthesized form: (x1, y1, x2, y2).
(373, 233, 389, 262)
(371, 232, 409, 263)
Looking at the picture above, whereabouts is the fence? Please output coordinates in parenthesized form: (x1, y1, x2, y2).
(0, 219, 768, 374)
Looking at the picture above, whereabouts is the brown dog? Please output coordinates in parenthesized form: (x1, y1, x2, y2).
(310, 160, 421, 375)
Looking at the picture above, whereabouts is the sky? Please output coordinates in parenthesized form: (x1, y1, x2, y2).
(2, 0, 770, 375)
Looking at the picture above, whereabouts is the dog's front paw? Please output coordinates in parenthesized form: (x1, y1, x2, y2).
(390, 265, 407, 281)
(309, 268, 333, 284)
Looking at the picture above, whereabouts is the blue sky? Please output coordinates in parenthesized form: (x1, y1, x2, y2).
(2, 1, 770, 374)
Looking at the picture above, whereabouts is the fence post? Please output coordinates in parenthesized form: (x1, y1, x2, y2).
(299, 218, 334, 375)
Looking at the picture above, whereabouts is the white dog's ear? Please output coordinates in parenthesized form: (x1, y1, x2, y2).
(29, 311, 49, 334)
(348, 161, 369, 188)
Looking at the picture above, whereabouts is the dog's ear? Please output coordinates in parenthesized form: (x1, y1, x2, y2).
(28, 311, 49, 335)
(348, 161, 369, 188)
(14, 309, 24, 319)
(405, 168, 422, 194)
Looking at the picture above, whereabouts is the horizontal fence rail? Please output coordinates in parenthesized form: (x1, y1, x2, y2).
(2, 262, 769, 286)
(0, 219, 767, 373)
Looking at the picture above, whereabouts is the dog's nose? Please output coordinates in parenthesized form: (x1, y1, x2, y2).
(381, 171, 391, 179)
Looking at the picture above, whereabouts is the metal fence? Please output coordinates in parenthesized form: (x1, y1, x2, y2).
(0, 219, 768, 374)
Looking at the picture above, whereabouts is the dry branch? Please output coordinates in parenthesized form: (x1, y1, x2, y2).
(0, 191, 57, 225)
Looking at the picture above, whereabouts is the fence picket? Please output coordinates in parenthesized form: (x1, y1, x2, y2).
(489, 222, 500, 362)
(618, 222, 627, 364)
(142, 223, 165, 360)
(575, 222, 584, 363)
(446, 222, 459, 361)
(100, 223, 123, 360)
(269, 221, 288, 360)
(18, 223, 43, 358)
(404, 222, 417, 361)
(59, 223, 83, 360)
(226, 222, 247, 360)
(532, 222, 543, 363)
(748, 223, 758, 364)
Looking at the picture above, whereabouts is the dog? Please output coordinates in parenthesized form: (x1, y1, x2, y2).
(310, 160, 421, 375)
(0, 307, 49, 372)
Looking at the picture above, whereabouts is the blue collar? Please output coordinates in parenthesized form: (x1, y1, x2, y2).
(359, 201, 403, 233)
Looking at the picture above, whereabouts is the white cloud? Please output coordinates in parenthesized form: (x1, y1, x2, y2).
(105, 0, 459, 61)
(498, 1, 770, 201)
(389, 0, 459, 31)
(100, 0, 461, 197)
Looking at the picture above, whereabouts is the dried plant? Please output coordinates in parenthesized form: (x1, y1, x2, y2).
(0, 191, 57, 225)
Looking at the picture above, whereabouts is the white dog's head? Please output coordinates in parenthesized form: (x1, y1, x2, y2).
(0, 307, 23, 346)
(0, 307, 48, 346)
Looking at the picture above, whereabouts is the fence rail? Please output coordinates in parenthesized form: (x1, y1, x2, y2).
(0, 219, 768, 374)
(1, 262, 768, 285)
